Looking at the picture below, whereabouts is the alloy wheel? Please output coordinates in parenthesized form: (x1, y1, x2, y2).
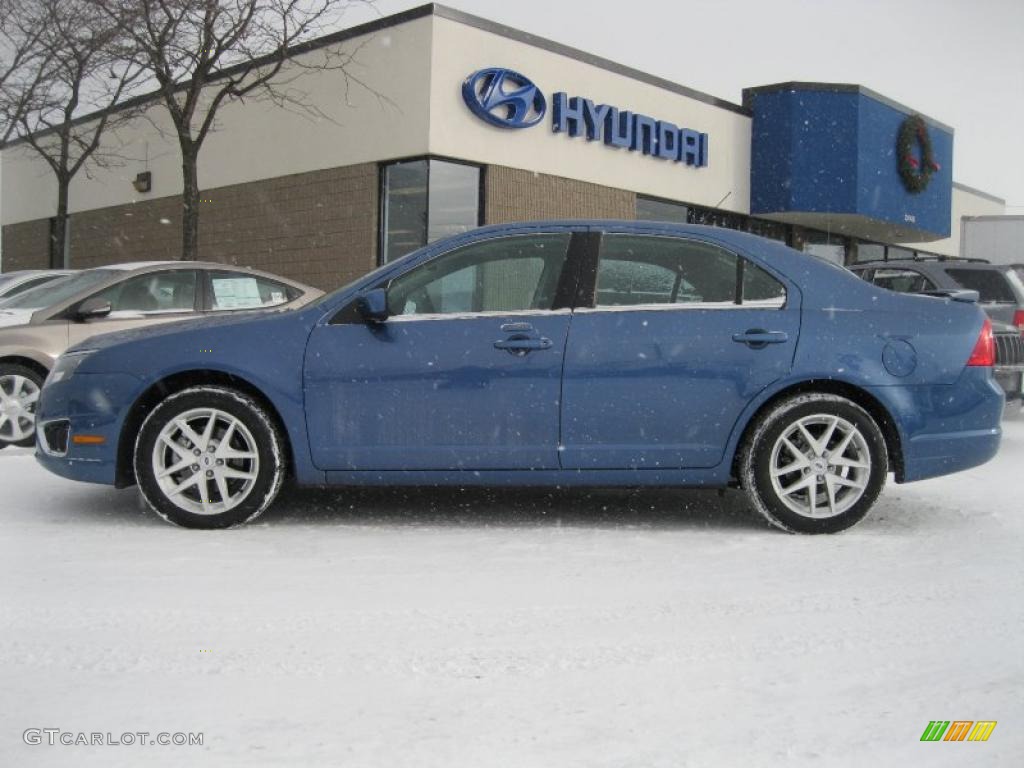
(151, 407, 261, 515)
(0, 374, 41, 443)
(768, 414, 872, 519)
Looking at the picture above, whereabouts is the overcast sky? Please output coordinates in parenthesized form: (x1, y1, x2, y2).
(350, 0, 1024, 209)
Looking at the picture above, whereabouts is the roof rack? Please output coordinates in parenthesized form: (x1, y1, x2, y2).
(911, 255, 990, 263)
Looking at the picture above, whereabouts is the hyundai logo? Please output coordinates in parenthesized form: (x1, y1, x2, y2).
(462, 68, 546, 129)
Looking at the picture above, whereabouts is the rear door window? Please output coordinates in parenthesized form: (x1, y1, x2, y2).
(945, 269, 1015, 303)
(594, 235, 786, 308)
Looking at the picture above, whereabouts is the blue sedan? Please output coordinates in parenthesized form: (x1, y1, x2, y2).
(34, 222, 1003, 533)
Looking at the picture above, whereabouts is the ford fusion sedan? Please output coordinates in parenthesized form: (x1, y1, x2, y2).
(0, 261, 322, 448)
(35, 222, 1003, 533)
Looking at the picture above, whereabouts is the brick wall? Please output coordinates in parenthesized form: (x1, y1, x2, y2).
(484, 165, 636, 223)
(1, 163, 378, 291)
(4, 162, 644, 286)
(1, 219, 50, 271)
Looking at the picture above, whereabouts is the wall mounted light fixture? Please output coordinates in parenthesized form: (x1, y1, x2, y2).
(132, 171, 152, 193)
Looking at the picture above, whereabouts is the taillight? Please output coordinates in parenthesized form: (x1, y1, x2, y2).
(967, 318, 995, 367)
(1013, 309, 1024, 335)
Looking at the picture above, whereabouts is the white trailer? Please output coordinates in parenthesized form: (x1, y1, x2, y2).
(961, 216, 1024, 265)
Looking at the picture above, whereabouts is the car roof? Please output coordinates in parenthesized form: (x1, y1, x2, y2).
(82, 261, 315, 289)
(28, 260, 317, 321)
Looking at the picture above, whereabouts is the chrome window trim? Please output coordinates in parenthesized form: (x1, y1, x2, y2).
(385, 308, 572, 323)
(577, 298, 786, 314)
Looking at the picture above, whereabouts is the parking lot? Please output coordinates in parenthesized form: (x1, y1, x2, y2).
(0, 420, 1019, 766)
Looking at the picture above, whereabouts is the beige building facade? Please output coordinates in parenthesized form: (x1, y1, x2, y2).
(0, 4, 1006, 290)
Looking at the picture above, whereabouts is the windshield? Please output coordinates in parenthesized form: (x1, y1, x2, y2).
(0, 270, 116, 310)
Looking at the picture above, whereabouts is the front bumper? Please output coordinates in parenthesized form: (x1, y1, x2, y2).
(35, 372, 143, 486)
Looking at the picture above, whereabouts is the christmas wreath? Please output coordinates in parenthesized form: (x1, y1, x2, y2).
(897, 114, 940, 194)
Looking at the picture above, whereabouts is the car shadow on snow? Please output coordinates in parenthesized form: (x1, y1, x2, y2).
(46, 480, 773, 531)
(258, 484, 771, 531)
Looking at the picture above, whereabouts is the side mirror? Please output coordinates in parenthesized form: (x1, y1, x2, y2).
(356, 288, 389, 323)
(75, 297, 112, 321)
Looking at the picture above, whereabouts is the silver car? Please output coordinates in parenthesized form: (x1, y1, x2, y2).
(0, 261, 323, 448)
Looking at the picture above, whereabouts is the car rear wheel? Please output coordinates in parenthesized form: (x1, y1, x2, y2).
(134, 386, 285, 529)
(0, 363, 44, 449)
(740, 394, 888, 534)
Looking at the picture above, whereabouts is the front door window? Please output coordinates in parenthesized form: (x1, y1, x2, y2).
(385, 233, 572, 316)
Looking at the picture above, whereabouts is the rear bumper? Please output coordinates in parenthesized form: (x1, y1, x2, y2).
(869, 366, 1004, 483)
(901, 427, 1001, 482)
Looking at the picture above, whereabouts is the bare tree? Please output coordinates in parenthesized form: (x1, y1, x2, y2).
(0, 0, 50, 145)
(7, 0, 144, 267)
(97, 0, 374, 261)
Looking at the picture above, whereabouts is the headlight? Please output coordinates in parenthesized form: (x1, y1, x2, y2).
(48, 349, 97, 385)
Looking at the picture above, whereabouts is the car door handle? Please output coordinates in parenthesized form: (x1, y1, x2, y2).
(494, 337, 553, 353)
(500, 322, 535, 333)
(732, 329, 789, 349)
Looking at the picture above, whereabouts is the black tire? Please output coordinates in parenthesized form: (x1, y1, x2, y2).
(740, 393, 888, 534)
(134, 386, 285, 529)
(0, 362, 46, 448)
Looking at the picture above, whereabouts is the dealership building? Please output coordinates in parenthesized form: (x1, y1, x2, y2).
(0, 3, 1007, 290)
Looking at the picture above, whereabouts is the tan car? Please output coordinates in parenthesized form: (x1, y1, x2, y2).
(0, 261, 323, 448)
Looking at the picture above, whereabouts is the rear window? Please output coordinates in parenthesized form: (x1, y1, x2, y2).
(869, 268, 936, 294)
(945, 269, 1015, 303)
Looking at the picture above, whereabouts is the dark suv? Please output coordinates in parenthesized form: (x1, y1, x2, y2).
(850, 257, 1024, 413)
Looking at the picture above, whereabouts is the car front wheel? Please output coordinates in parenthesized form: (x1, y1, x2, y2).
(0, 363, 45, 449)
(134, 386, 285, 529)
(740, 393, 888, 534)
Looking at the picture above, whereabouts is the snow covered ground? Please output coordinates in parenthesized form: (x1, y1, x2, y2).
(2, 423, 1022, 767)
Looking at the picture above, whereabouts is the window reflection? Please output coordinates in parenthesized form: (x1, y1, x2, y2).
(381, 159, 481, 264)
(381, 160, 428, 265)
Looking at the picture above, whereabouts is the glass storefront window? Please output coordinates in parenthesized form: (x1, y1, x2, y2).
(856, 243, 886, 262)
(689, 205, 746, 230)
(887, 246, 914, 261)
(381, 158, 481, 264)
(638, 200, 787, 243)
(747, 218, 787, 242)
(802, 230, 849, 266)
(637, 197, 689, 224)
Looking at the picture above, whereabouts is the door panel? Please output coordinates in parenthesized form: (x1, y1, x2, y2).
(560, 232, 799, 470)
(303, 231, 578, 471)
(561, 307, 799, 468)
(304, 313, 570, 470)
